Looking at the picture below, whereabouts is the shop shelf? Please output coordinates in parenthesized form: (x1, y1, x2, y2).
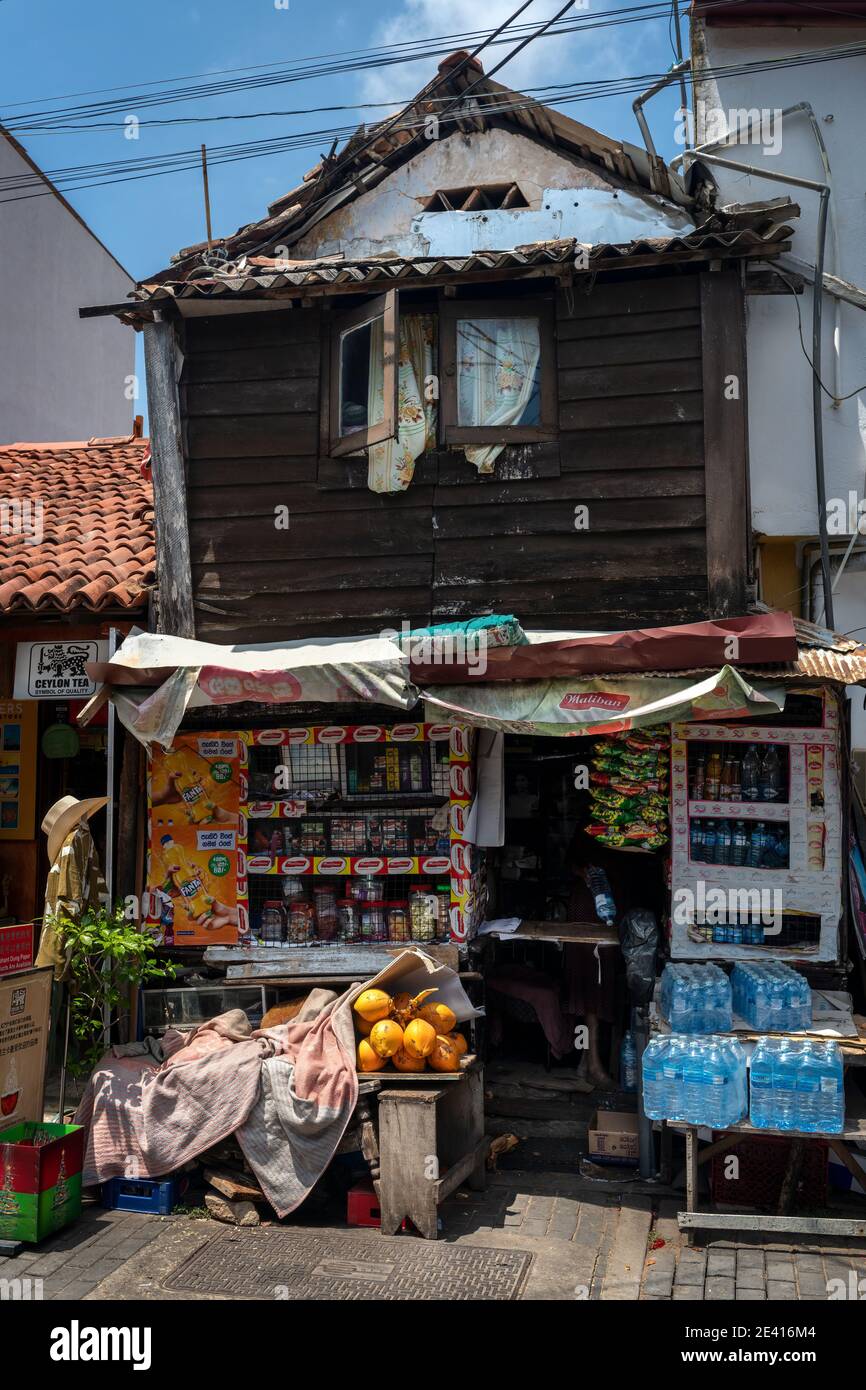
(687, 800, 790, 822)
(245, 853, 452, 877)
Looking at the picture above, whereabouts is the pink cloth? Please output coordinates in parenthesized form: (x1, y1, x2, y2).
(487, 968, 576, 1058)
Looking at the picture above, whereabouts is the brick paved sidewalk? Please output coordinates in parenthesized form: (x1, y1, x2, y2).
(2, 1180, 864, 1301)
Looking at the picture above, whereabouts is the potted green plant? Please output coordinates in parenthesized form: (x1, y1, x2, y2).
(53, 905, 176, 1077)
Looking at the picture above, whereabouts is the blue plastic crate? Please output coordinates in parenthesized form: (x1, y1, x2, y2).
(100, 1176, 186, 1215)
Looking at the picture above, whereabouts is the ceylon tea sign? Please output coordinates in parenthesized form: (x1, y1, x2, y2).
(13, 640, 108, 699)
(0, 966, 52, 1136)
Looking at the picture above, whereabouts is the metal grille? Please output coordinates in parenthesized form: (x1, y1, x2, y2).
(163, 1229, 533, 1301)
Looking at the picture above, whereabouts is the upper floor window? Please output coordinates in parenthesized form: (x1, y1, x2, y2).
(325, 289, 556, 481)
(422, 183, 529, 212)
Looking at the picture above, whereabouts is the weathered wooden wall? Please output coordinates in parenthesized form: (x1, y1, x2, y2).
(180, 270, 722, 643)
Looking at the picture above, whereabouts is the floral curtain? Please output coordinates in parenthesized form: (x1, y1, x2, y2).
(458, 317, 541, 475)
(366, 314, 437, 494)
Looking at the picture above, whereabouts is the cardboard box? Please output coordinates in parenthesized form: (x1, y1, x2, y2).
(588, 1110, 639, 1165)
(0, 1121, 84, 1243)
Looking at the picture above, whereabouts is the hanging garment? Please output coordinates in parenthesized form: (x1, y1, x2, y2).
(458, 316, 541, 474)
(366, 314, 436, 493)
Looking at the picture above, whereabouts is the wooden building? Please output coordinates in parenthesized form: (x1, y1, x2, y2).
(84, 53, 796, 645)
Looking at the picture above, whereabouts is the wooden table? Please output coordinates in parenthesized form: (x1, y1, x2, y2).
(376, 1061, 487, 1239)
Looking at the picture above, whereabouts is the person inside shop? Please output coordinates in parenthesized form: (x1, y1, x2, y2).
(564, 828, 660, 1089)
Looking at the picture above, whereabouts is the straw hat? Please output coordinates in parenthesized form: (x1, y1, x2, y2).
(41, 794, 108, 864)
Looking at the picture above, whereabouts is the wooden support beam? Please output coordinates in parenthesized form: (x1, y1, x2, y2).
(143, 318, 196, 638)
(700, 269, 750, 619)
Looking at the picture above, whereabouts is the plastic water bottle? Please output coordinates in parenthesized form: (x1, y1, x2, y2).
(731, 821, 749, 866)
(641, 1037, 665, 1118)
(776, 1041, 801, 1131)
(817, 1042, 845, 1134)
(748, 822, 765, 868)
(714, 820, 732, 865)
(750, 1038, 775, 1128)
(586, 866, 616, 925)
(795, 1041, 821, 1133)
(741, 744, 760, 801)
(760, 745, 783, 801)
(620, 1032, 638, 1093)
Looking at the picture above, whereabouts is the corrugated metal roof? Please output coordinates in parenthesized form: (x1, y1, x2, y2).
(129, 222, 793, 313)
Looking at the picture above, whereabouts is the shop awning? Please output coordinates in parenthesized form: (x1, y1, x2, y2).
(85, 613, 866, 748)
(422, 665, 788, 736)
(83, 627, 418, 748)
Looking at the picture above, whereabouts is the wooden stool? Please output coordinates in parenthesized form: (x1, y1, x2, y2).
(376, 1064, 487, 1239)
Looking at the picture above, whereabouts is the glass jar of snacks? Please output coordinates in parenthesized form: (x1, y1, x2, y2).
(387, 902, 410, 943)
(435, 885, 451, 940)
(259, 899, 285, 945)
(287, 899, 315, 943)
(359, 902, 387, 942)
(313, 885, 338, 941)
(357, 874, 379, 902)
(282, 876, 306, 903)
(337, 899, 359, 942)
(409, 884, 438, 942)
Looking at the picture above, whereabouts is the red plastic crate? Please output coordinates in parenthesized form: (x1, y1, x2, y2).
(347, 1182, 381, 1228)
(709, 1133, 828, 1209)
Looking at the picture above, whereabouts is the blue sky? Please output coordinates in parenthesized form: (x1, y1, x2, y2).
(1, 0, 687, 423)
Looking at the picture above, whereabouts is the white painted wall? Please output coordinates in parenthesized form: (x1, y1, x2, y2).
(0, 136, 135, 444)
(692, 25, 866, 544)
(293, 125, 693, 260)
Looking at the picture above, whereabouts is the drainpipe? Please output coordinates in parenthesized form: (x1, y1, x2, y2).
(632, 60, 691, 161)
(681, 149, 835, 630)
(672, 102, 841, 405)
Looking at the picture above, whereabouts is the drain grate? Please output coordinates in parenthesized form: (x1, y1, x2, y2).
(164, 1229, 532, 1301)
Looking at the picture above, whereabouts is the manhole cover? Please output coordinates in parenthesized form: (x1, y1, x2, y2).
(164, 1230, 532, 1301)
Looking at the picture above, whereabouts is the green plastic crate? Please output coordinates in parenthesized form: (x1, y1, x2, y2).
(0, 1121, 84, 1243)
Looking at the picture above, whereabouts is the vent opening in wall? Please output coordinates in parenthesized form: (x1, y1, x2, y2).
(422, 183, 530, 213)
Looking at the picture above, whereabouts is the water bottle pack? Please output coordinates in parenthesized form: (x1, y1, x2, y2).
(642, 1035, 747, 1128)
(659, 962, 732, 1033)
(750, 1038, 844, 1133)
(730, 961, 811, 1032)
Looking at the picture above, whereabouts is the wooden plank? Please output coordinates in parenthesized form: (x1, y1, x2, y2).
(186, 412, 319, 458)
(185, 377, 318, 416)
(184, 341, 320, 383)
(557, 275, 700, 322)
(436, 440, 561, 484)
(700, 269, 750, 618)
(560, 423, 705, 472)
(188, 507, 431, 561)
(556, 308, 702, 342)
(187, 456, 318, 488)
(194, 586, 433, 635)
(192, 552, 432, 594)
(434, 530, 707, 585)
(317, 455, 439, 490)
(433, 468, 706, 508)
(678, 1212, 866, 1238)
(557, 328, 701, 369)
(559, 359, 703, 401)
(183, 308, 320, 351)
(143, 319, 195, 638)
(432, 495, 705, 541)
(560, 392, 703, 432)
(187, 479, 435, 519)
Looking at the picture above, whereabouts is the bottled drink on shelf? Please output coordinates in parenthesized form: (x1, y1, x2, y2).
(691, 752, 706, 800)
(759, 744, 783, 801)
(748, 822, 766, 868)
(705, 750, 723, 800)
(690, 820, 704, 862)
(660, 962, 733, 1034)
(620, 1032, 638, 1092)
(749, 1038, 843, 1134)
(730, 821, 749, 867)
(713, 820, 732, 866)
(741, 744, 761, 801)
(642, 1035, 747, 1127)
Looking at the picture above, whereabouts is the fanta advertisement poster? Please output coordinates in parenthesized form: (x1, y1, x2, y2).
(146, 735, 247, 946)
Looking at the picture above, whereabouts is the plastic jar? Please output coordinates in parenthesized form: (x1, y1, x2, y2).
(259, 899, 285, 945)
(287, 899, 315, 943)
(387, 902, 411, 943)
(409, 885, 437, 942)
(313, 885, 338, 941)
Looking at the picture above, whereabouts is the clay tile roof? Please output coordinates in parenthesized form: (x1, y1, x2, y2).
(0, 436, 154, 614)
